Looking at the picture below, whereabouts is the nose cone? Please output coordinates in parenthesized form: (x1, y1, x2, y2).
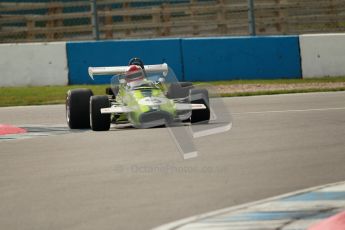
(139, 111, 173, 128)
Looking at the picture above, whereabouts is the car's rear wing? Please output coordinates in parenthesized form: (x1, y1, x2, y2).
(88, 63, 168, 79)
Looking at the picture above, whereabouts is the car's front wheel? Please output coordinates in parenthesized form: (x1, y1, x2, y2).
(66, 88, 93, 129)
(90, 95, 111, 131)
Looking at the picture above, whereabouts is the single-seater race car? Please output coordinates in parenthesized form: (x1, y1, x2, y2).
(66, 58, 210, 131)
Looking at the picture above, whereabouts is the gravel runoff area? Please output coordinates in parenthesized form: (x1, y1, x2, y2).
(213, 82, 345, 94)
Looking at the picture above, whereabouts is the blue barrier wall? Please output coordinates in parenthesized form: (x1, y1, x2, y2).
(181, 36, 302, 81)
(66, 38, 183, 84)
(66, 36, 302, 84)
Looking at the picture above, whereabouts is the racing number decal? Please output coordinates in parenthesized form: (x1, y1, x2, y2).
(138, 97, 168, 106)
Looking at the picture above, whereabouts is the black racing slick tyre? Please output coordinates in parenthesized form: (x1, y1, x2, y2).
(105, 86, 119, 99)
(179, 82, 193, 88)
(66, 88, 93, 129)
(90, 95, 111, 131)
(167, 82, 194, 99)
(190, 88, 210, 123)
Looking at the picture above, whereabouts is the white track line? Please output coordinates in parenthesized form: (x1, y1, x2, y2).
(233, 107, 345, 115)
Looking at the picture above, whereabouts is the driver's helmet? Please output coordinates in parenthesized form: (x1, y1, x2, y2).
(125, 65, 145, 88)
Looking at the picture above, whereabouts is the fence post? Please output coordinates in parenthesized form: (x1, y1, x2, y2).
(46, 3, 63, 40)
(277, 0, 288, 34)
(248, 0, 256, 35)
(217, 0, 227, 34)
(104, 5, 113, 39)
(329, 0, 340, 29)
(123, 2, 131, 36)
(161, 3, 171, 36)
(26, 20, 35, 41)
(190, 0, 199, 35)
(90, 0, 100, 40)
(152, 7, 161, 37)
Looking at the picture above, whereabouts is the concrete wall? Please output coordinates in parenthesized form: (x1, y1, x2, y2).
(1, 33, 344, 87)
(66, 39, 183, 84)
(0, 42, 68, 86)
(181, 36, 302, 81)
(300, 33, 345, 78)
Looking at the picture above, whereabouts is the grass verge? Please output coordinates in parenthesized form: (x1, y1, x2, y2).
(0, 85, 106, 107)
(195, 76, 345, 85)
(0, 77, 345, 107)
(220, 87, 345, 97)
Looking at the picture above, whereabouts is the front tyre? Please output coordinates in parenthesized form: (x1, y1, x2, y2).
(190, 88, 210, 123)
(90, 96, 111, 131)
(66, 88, 93, 129)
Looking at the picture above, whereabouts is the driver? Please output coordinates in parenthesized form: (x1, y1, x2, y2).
(125, 65, 148, 88)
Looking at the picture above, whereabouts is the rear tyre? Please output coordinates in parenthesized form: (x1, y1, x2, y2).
(167, 82, 194, 99)
(105, 86, 119, 99)
(90, 95, 111, 131)
(66, 88, 93, 129)
(190, 88, 210, 123)
(179, 82, 193, 88)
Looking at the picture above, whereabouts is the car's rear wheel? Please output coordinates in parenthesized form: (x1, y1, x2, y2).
(190, 88, 210, 123)
(167, 82, 194, 99)
(66, 88, 93, 129)
(90, 95, 111, 131)
(105, 86, 119, 99)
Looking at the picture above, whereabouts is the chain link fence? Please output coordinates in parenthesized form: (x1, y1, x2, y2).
(0, 0, 344, 43)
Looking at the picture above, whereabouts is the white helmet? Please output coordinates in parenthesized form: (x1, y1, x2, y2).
(125, 65, 145, 88)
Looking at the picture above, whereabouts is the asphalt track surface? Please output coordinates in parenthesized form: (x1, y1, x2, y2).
(0, 92, 345, 230)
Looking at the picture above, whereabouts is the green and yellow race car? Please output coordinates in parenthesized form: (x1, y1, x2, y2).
(66, 58, 210, 131)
